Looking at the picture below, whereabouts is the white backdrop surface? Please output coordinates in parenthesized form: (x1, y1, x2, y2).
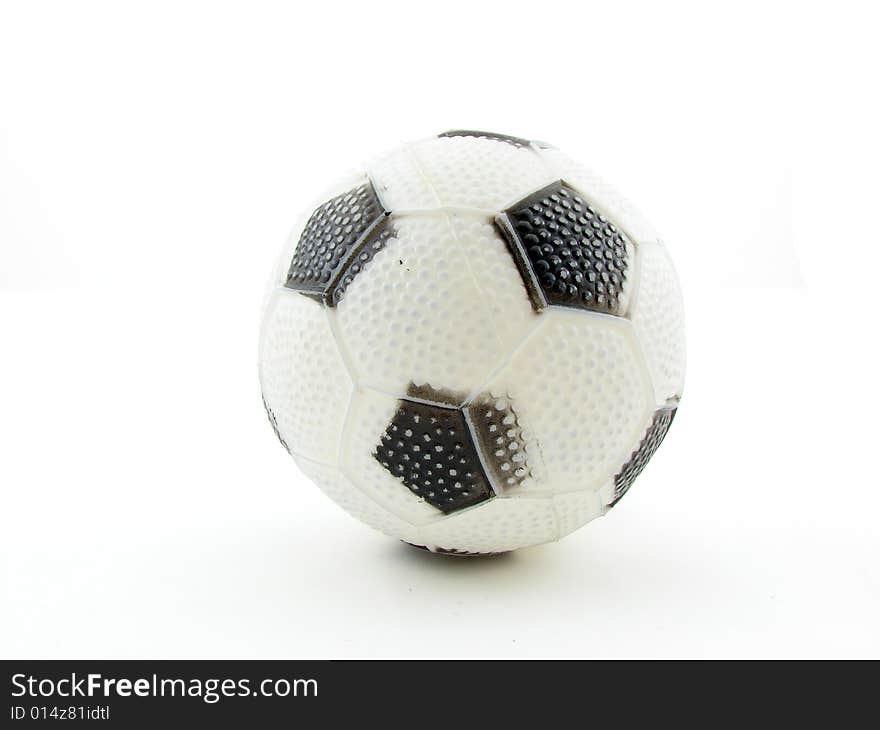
(1, 0, 877, 658)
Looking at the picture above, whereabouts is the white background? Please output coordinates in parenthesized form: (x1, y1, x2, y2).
(2, 0, 878, 658)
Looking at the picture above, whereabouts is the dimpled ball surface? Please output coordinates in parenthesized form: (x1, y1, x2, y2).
(259, 131, 686, 554)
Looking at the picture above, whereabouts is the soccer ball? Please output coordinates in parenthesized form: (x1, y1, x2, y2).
(259, 131, 685, 554)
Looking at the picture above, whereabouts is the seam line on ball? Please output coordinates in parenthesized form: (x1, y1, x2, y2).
(402, 143, 443, 209)
(461, 317, 545, 407)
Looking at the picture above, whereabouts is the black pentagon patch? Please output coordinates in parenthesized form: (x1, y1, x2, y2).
(495, 181, 631, 315)
(403, 542, 503, 557)
(284, 181, 388, 306)
(611, 405, 677, 506)
(438, 130, 532, 148)
(375, 396, 494, 514)
(466, 396, 531, 492)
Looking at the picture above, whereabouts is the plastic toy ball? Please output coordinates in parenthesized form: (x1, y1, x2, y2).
(259, 131, 685, 555)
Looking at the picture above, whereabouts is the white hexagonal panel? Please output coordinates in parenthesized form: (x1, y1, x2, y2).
(259, 289, 353, 463)
(366, 143, 438, 212)
(480, 309, 654, 495)
(418, 497, 558, 554)
(631, 242, 686, 404)
(410, 135, 555, 211)
(447, 211, 537, 380)
(552, 489, 605, 538)
(334, 214, 513, 399)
